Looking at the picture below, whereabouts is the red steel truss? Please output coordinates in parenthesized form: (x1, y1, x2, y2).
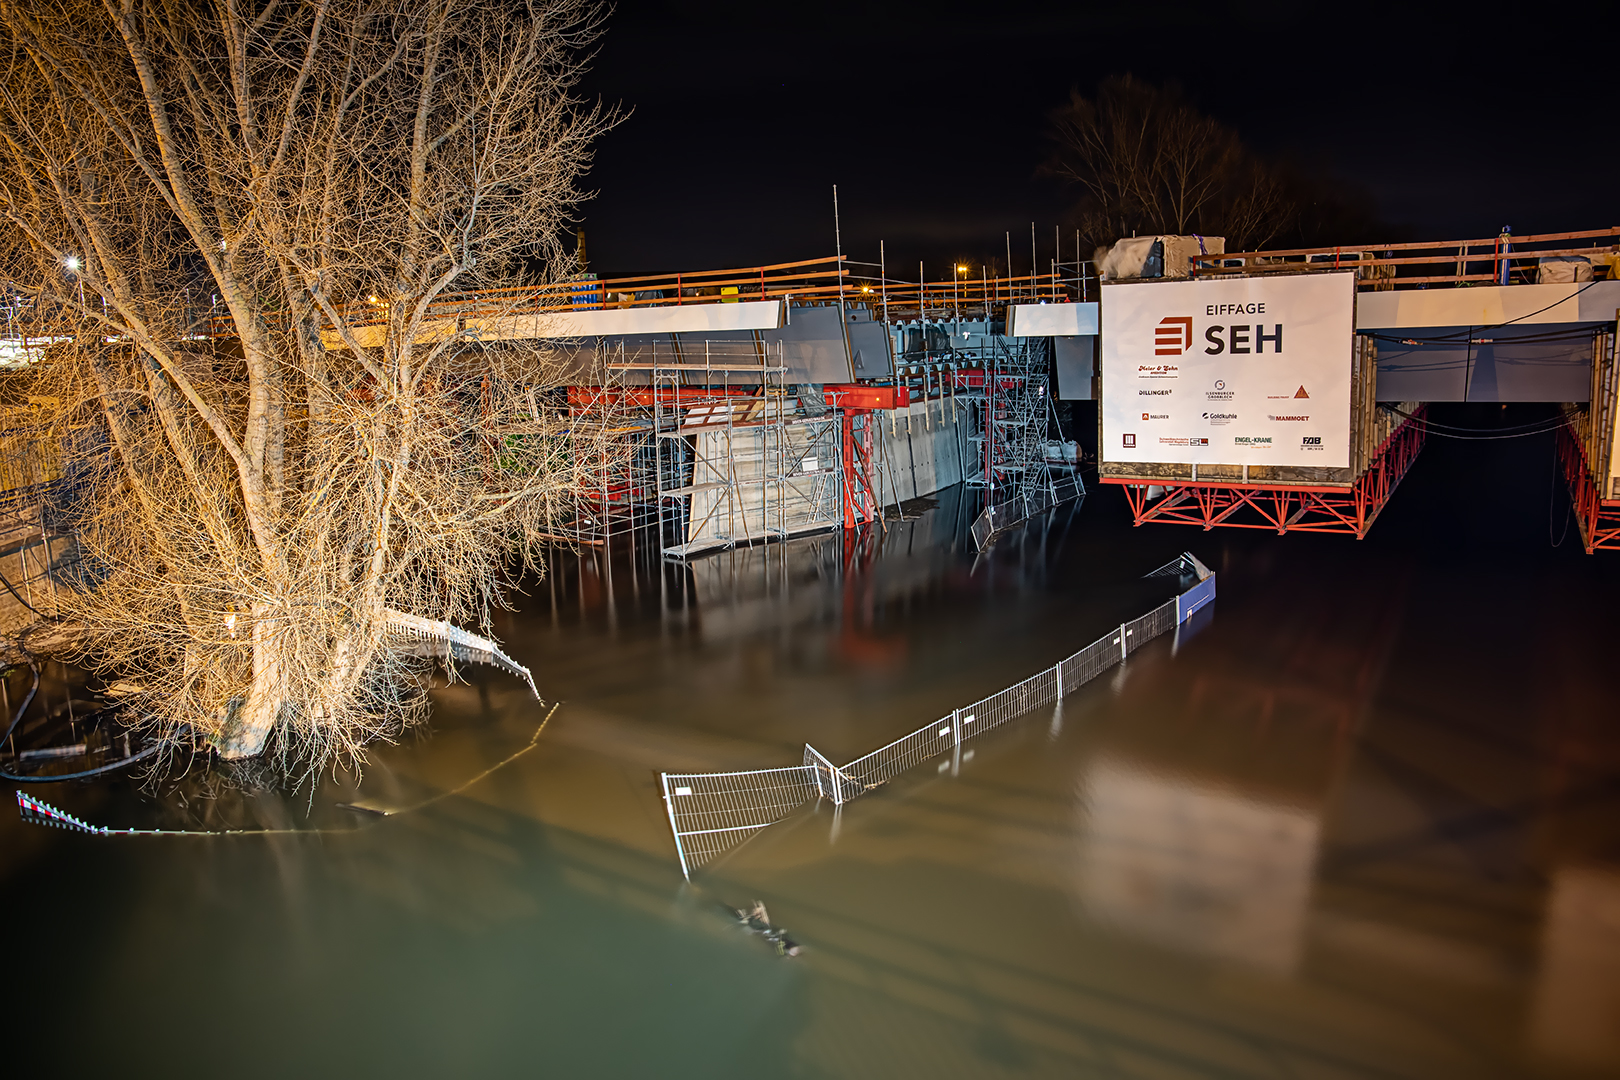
(1107, 410, 1427, 537)
(838, 411, 880, 529)
(1557, 420, 1620, 553)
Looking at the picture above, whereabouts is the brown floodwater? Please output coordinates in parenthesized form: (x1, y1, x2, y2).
(5, 408, 1620, 1079)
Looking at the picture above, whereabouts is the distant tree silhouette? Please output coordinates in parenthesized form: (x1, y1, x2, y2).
(1044, 75, 1292, 252)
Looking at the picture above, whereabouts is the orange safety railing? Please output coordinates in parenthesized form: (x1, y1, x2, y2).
(257, 256, 855, 336)
(202, 255, 1086, 337)
(867, 270, 1072, 321)
(1191, 227, 1620, 288)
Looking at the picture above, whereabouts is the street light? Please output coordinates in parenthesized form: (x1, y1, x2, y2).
(62, 254, 85, 312)
(953, 264, 966, 336)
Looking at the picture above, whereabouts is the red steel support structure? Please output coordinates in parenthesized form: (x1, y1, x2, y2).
(1109, 410, 1427, 538)
(1558, 420, 1620, 553)
(825, 384, 901, 529)
(838, 412, 879, 528)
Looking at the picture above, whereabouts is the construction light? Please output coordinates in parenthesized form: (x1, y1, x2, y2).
(956, 264, 967, 273)
(63, 255, 80, 273)
(367, 293, 382, 305)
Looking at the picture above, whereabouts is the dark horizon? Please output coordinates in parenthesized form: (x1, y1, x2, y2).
(576, 1, 1620, 276)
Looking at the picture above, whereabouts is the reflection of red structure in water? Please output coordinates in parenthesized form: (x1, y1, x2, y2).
(1110, 410, 1427, 538)
(835, 523, 907, 669)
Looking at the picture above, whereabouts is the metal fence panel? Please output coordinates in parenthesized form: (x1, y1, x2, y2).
(659, 567, 1212, 877)
(804, 743, 863, 804)
(842, 716, 959, 790)
(960, 664, 1058, 735)
(970, 472, 1086, 552)
(1059, 632, 1123, 696)
(1125, 600, 1178, 654)
(660, 765, 818, 876)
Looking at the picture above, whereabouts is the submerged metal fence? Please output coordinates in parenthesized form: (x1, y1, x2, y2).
(660, 553, 1215, 878)
(657, 766, 821, 879)
(969, 471, 1084, 552)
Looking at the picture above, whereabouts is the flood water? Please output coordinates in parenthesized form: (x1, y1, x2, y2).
(7, 406, 1620, 1079)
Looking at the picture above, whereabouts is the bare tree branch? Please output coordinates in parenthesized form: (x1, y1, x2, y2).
(1044, 75, 1298, 251)
(0, 0, 623, 780)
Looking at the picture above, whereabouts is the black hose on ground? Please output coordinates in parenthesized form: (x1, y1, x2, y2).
(0, 659, 156, 782)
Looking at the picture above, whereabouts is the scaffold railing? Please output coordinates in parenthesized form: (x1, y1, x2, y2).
(27, 226, 1620, 357)
(181, 254, 1081, 342)
(1192, 226, 1620, 288)
(659, 555, 1215, 879)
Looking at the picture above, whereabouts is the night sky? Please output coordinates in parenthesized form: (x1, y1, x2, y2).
(577, 1, 1620, 275)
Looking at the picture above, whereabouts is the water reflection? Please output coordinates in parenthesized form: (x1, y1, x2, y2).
(9, 472, 1620, 1079)
(1075, 756, 1320, 975)
(1531, 864, 1620, 1070)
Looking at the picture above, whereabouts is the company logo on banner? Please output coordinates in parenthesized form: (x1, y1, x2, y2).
(1155, 317, 1193, 355)
(1100, 273, 1354, 469)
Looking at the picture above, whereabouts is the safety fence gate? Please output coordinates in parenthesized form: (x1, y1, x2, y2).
(660, 553, 1217, 878)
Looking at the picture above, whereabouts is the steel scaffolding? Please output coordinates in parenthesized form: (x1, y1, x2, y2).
(956, 336, 1081, 548)
(967, 336, 1052, 497)
(609, 339, 842, 560)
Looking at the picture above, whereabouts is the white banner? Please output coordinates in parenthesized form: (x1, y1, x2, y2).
(1101, 273, 1355, 468)
(1006, 302, 1099, 336)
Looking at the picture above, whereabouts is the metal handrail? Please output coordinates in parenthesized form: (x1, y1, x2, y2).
(1193, 226, 1620, 289)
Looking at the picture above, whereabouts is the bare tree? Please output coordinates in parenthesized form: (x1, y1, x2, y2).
(0, 0, 619, 775)
(1045, 75, 1291, 250)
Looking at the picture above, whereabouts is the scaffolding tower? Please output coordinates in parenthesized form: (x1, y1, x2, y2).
(963, 336, 1082, 549)
(544, 364, 659, 547)
(615, 340, 842, 560)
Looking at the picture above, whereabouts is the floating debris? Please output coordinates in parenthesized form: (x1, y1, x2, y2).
(18, 744, 87, 762)
(335, 800, 394, 817)
(726, 900, 802, 957)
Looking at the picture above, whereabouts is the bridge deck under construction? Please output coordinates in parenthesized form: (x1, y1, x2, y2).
(3, 226, 1618, 570)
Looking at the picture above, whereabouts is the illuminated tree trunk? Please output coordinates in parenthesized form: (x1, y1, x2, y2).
(0, 0, 618, 776)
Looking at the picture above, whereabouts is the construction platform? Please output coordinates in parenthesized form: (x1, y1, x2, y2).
(6, 225, 1620, 562)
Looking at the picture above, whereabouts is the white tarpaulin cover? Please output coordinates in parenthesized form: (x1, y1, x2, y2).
(1101, 273, 1355, 469)
(1006, 302, 1098, 337)
(1097, 235, 1225, 281)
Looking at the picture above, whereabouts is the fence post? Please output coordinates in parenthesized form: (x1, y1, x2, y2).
(805, 744, 844, 805)
(1119, 622, 1129, 660)
(952, 708, 962, 749)
(659, 773, 691, 881)
(1053, 661, 1063, 700)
